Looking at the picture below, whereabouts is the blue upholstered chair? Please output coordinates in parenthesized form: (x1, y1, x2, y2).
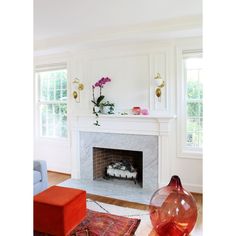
(34, 160, 48, 195)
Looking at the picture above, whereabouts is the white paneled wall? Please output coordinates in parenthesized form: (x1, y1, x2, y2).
(34, 38, 202, 192)
(88, 55, 150, 111)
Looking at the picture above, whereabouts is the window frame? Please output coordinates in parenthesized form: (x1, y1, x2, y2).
(34, 63, 68, 140)
(176, 46, 203, 159)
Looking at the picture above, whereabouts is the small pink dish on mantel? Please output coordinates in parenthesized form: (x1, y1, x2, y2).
(141, 109, 149, 115)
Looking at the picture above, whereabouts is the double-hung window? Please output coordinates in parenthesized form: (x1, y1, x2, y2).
(178, 50, 203, 157)
(184, 53, 203, 150)
(35, 65, 68, 138)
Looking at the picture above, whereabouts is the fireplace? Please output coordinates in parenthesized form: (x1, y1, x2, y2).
(79, 131, 158, 191)
(69, 114, 175, 203)
(93, 147, 143, 187)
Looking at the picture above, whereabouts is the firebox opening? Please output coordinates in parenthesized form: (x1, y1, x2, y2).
(93, 147, 143, 187)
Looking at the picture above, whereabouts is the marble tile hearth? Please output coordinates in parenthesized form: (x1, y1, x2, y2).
(59, 178, 154, 205)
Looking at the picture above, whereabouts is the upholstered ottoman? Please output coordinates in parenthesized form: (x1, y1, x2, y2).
(34, 186, 86, 236)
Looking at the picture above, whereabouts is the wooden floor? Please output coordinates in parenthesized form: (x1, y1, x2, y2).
(48, 171, 202, 235)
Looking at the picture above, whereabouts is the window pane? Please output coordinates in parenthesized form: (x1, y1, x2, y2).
(41, 87, 48, 101)
(49, 79, 54, 90)
(187, 77, 200, 99)
(187, 118, 199, 132)
(61, 89, 67, 101)
(56, 90, 61, 100)
(187, 102, 200, 117)
(49, 88, 54, 100)
(62, 79, 67, 89)
(55, 79, 61, 90)
(186, 132, 199, 147)
(48, 104, 53, 113)
(54, 104, 60, 114)
(186, 133, 193, 146)
(41, 112, 46, 126)
(199, 102, 203, 117)
(60, 103, 67, 115)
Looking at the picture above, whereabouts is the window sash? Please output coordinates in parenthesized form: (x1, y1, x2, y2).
(35, 66, 68, 139)
(39, 103, 67, 138)
(37, 69, 67, 103)
(183, 55, 203, 151)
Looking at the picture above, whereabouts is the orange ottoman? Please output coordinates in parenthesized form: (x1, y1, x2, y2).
(34, 186, 86, 236)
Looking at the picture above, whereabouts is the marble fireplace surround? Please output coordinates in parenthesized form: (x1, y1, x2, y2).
(79, 131, 158, 191)
(70, 114, 176, 192)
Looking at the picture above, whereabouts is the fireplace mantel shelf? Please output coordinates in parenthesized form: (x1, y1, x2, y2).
(78, 114, 176, 119)
(75, 113, 176, 136)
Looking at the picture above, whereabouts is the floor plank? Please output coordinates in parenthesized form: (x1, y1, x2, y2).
(47, 171, 71, 187)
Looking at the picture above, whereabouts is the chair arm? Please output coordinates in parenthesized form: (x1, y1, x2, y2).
(34, 160, 48, 186)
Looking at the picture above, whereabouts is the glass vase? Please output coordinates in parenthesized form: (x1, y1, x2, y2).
(102, 106, 110, 114)
(149, 175, 198, 236)
(94, 106, 100, 113)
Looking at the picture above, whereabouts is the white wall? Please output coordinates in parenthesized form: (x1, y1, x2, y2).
(89, 55, 150, 110)
(34, 138, 71, 173)
(34, 37, 202, 192)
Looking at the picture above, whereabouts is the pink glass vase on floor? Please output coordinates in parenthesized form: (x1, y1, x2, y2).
(149, 175, 198, 236)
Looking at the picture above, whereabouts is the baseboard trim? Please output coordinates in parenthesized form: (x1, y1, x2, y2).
(47, 170, 71, 176)
(183, 183, 202, 194)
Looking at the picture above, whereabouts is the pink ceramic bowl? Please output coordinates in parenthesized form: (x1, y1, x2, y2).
(132, 107, 141, 115)
(141, 109, 149, 115)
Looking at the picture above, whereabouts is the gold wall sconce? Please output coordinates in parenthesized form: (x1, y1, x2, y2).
(154, 73, 165, 100)
(72, 78, 84, 102)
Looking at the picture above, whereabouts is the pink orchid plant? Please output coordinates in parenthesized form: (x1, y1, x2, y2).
(91, 77, 111, 126)
(92, 77, 111, 107)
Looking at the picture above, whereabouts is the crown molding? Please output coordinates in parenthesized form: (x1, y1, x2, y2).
(34, 15, 202, 55)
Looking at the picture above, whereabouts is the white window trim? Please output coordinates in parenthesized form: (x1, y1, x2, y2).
(34, 63, 68, 140)
(176, 45, 203, 159)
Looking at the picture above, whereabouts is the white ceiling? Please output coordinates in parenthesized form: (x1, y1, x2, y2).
(34, 0, 202, 41)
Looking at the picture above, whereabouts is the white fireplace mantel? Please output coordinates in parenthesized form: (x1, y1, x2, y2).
(75, 114, 176, 136)
(70, 113, 176, 188)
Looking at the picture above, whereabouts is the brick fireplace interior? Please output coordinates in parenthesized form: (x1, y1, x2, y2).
(93, 147, 143, 187)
